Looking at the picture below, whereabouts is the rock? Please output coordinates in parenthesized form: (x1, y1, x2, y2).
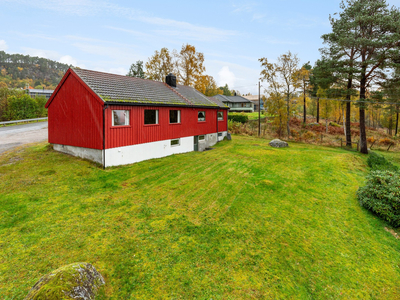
(25, 262, 105, 300)
(269, 139, 289, 148)
(226, 133, 232, 141)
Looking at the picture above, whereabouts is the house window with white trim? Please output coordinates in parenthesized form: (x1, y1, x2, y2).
(217, 111, 223, 121)
(171, 139, 180, 146)
(198, 111, 205, 122)
(112, 110, 129, 126)
(144, 109, 158, 125)
(170, 110, 181, 124)
(199, 135, 205, 141)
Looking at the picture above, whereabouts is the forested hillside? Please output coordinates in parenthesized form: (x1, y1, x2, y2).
(0, 51, 71, 90)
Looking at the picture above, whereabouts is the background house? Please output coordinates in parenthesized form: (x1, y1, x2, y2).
(25, 88, 54, 99)
(213, 94, 254, 112)
(45, 68, 229, 167)
(242, 95, 265, 112)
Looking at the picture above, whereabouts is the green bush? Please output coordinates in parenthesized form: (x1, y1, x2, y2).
(228, 113, 248, 124)
(358, 170, 400, 227)
(6, 94, 37, 120)
(367, 152, 398, 172)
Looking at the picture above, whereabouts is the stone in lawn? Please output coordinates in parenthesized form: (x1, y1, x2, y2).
(269, 139, 289, 148)
(25, 262, 105, 300)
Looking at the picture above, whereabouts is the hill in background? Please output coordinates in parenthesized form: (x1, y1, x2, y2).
(0, 51, 71, 90)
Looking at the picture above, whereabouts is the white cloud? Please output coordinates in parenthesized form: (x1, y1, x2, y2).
(0, 40, 8, 51)
(59, 55, 78, 66)
(21, 47, 60, 60)
(218, 66, 236, 89)
(4, 0, 238, 42)
(21, 47, 84, 67)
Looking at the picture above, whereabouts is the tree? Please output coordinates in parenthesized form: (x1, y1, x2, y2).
(259, 51, 300, 137)
(175, 44, 205, 86)
(145, 48, 174, 82)
(127, 60, 145, 79)
(327, 0, 400, 154)
(194, 75, 222, 97)
(219, 84, 232, 96)
(297, 63, 312, 124)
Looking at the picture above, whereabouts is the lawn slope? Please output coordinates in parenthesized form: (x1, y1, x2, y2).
(1, 137, 400, 299)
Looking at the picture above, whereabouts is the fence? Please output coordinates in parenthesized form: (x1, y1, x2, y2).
(0, 117, 48, 127)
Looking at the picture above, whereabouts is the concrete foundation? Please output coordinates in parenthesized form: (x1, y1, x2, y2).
(53, 144, 103, 164)
(53, 131, 228, 167)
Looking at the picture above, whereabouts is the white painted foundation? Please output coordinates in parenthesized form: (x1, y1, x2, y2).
(53, 131, 228, 167)
(104, 136, 194, 167)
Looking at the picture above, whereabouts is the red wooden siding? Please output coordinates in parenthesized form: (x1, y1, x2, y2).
(105, 106, 228, 149)
(47, 73, 104, 149)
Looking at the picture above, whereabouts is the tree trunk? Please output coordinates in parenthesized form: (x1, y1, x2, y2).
(287, 95, 291, 137)
(303, 89, 306, 124)
(316, 97, 320, 123)
(395, 111, 399, 136)
(359, 66, 368, 154)
(345, 77, 352, 147)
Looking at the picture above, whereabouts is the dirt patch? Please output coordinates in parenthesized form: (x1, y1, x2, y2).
(385, 227, 400, 240)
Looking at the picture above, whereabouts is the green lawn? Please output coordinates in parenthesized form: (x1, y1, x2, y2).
(1, 137, 400, 299)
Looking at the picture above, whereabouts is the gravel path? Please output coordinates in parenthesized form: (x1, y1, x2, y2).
(0, 122, 48, 155)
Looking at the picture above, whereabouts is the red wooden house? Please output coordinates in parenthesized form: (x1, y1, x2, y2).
(45, 68, 229, 167)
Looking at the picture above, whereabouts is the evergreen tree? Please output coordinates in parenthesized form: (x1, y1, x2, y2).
(127, 60, 145, 79)
(326, 0, 400, 153)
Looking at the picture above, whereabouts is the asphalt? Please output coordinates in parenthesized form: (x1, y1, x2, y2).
(0, 121, 48, 154)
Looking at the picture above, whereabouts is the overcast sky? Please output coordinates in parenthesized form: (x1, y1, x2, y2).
(1, 0, 400, 94)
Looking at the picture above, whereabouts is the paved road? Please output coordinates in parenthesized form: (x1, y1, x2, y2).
(0, 121, 48, 154)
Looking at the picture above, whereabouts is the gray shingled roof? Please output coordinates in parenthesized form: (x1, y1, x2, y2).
(214, 94, 252, 103)
(208, 96, 229, 108)
(72, 68, 219, 107)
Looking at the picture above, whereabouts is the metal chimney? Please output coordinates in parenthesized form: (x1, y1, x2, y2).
(166, 73, 176, 87)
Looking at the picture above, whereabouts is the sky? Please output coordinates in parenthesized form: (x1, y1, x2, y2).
(1, 0, 400, 95)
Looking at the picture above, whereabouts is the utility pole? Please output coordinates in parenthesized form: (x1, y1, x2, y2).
(258, 81, 261, 136)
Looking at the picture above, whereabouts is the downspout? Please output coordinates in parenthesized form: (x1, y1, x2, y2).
(217, 110, 219, 143)
(103, 104, 108, 169)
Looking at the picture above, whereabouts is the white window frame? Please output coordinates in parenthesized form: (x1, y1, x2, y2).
(198, 135, 205, 141)
(171, 139, 180, 146)
(144, 109, 159, 125)
(112, 110, 130, 126)
(217, 111, 223, 121)
(169, 110, 181, 124)
(198, 111, 206, 122)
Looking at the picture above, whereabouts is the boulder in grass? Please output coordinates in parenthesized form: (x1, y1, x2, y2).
(25, 262, 105, 300)
(269, 139, 289, 148)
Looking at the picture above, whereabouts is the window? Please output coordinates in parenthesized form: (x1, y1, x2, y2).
(112, 110, 129, 126)
(198, 111, 205, 122)
(144, 110, 158, 125)
(218, 132, 223, 137)
(170, 110, 181, 124)
(217, 111, 223, 121)
(199, 135, 205, 141)
(171, 139, 180, 146)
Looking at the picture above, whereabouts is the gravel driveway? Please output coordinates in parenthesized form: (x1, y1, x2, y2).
(0, 121, 48, 155)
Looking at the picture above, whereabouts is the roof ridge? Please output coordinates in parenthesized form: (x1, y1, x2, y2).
(164, 83, 194, 105)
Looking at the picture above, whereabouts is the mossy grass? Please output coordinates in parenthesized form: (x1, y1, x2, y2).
(1, 138, 400, 299)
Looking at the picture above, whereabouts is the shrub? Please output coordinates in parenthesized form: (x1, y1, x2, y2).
(302, 131, 315, 141)
(367, 152, 398, 172)
(367, 137, 375, 144)
(228, 113, 248, 124)
(379, 138, 394, 146)
(329, 122, 341, 127)
(358, 170, 400, 227)
(328, 126, 344, 135)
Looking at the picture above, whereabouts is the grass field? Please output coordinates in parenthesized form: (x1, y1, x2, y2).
(1, 136, 400, 299)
